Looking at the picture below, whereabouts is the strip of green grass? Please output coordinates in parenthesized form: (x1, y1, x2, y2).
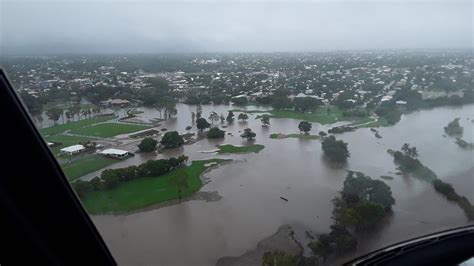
(40, 115, 116, 136)
(356, 118, 389, 128)
(230, 109, 270, 114)
(270, 133, 320, 140)
(61, 155, 118, 181)
(80, 159, 228, 214)
(69, 123, 151, 138)
(217, 144, 265, 154)
(45, 134, 95, 155)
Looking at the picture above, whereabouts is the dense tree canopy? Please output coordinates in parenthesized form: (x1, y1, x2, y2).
(196, 118, 211, 131)
(226, 111, 235, 123)
(298, 121, 312, 134)
(207, 127, 225, 138)
(238, 113, 249, 122)
(138, 137, 158, 152)
(160, 131, 184, 148)
(72, 155, 188, 197)
(321, 135, 350, 163)
(241, 128, 256, 141)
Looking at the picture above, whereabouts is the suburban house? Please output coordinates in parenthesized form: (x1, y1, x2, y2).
(98, 148, 130, 159)
(60, 144, 86, 155)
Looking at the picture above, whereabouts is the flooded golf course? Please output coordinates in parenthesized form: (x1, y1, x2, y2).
(78, 103, 473, 265)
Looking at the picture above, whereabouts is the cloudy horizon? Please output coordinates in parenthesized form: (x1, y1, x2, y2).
(1, 1, 472, 55)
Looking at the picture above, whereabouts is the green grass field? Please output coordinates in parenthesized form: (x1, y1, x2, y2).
(40, 115, 116, 136)
(44, 134, 95, 155)
(217, 144, 265, 154)
(80, 159, 228, 214)
(69, 123, 151, 138)
(269, 133, 320, 140)
(243, 106, 344, 124)
(61, 154, 118, 181)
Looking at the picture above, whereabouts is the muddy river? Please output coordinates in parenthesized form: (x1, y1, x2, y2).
(86, 103, 472, 265)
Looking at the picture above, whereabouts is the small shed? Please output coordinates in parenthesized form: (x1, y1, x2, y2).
(60, 144, 85, 155)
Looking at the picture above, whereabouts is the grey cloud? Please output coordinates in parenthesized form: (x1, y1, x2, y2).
(0, 1, 472, 54)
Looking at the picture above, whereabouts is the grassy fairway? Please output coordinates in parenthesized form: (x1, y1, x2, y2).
(80, 159, 228, 214)
(69, 123, 151, 138)
(242, 106, 344, 124)
(61, 155, 118, 181)
(270, 133, 320, 140)
(40, 115, 116, 136)
(268, 107, 343, 124)
(217, 144, 265, 154)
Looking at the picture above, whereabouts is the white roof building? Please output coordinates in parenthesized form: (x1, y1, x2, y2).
(60, 145, 85, 155)
(99, 148, 130, 159)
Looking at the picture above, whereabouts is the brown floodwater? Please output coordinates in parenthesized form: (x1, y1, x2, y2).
(88, 103, 473, 266)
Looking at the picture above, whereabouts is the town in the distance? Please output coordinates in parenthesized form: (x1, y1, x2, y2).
(3, 50, 473, 265)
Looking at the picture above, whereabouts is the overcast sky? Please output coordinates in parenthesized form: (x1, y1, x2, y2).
(0, 0, 472, 54)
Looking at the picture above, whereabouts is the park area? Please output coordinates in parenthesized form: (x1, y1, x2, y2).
(39, 116, 153, 180)
(61, 155, 118, 181)
(80, 159, 228, 214)
(40, 115, 116, 135)
(69, 123, 151, 138)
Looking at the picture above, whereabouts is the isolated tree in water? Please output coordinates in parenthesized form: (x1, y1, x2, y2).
(209, 111, 219, 124)
(196, 118, 211, 131)
(160, 131, 184, 148)
(238, 113, 249, 122)
(298, 121, 312, 134)
(241, 128, 256, 141)
(261, 115, 270, 127)
(138, 137, 158, 152)
(226, 111, 235, 123)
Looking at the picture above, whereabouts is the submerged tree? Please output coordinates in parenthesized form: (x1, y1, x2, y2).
(238, 113, 249, 122)
(261, 115, 270, 127)
(207, 127, 225, 139)
(196, 118, 211, 131)
(138, 137, 158, 152)
(226, 111, 235, 123)
(321, 135, 350, 163)
(298, 121, 312, 134)
(160, 131, 184, 148)
(241, 128, 256, 141)
(209, 111, 219, 124)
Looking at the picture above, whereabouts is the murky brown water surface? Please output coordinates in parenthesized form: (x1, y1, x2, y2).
(86, 103, 472, 266)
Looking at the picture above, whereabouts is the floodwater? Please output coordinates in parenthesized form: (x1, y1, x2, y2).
(87, 103, 473, 266)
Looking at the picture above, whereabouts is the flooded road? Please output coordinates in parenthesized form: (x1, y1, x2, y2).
(90, 103, 473, 265)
